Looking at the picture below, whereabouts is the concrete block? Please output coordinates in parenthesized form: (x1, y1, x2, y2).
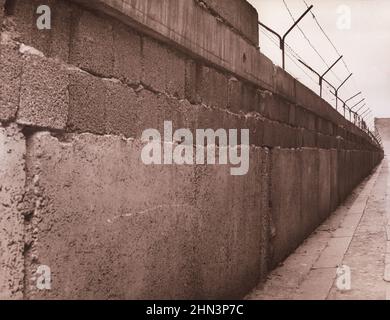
(241, 82, 259, 113)
(24, 132, 196, 299)
(245, 115, 264, 147)
(273, 67, 295, 101)
(255, 51, 274, 91)
(69, 0, 269, 91)
(132, 90, 188, 138)
(270, 148, 302, 267)
(263, 120, 301, 148)
(6, 0, 34, 45)
(317, 117, 333, 136)
(193, 148, 269, 299)
(228, 78, 260, 113)
(185, 59, 200, 104)
(300, 148, 320, 238)
(317, 134, 337, 149)
(288, 104, 296, 126)
(314, 96, 332, 121)
(133, 90, 167, 134)
(330, 149, 338, 211)
(166, 49, 186, 99)
(104, 80, 138, 138)
(194, 104, 226, 132)
(227, 77, 242, 113)
(67, 71, 106, 134)
(70, 9, 114, 76)
(257, 90, 271, 115)
(335, 136, 344, 150)
(262, 120, 277, 147)
(318, 150, 331, 222)
(24, 132, 268, 300)
(100, 86, 187, 139)
(259, 93, 290, 124)
(286, 126, 302, 148)
(302, 129, 316, 148)
(220, 108, 246, 134)
(28, 0, 58, 58)
(201, 0, 259, 46)
(337, 150, 347, 202)
(336, 126, 347, 140)
(0, 0, 4, 25)
(45, 0, 72, 62)
(271, 96, 291, 124)
(295, 80, 329, 121)
(196, 65, 228, 109)
(344, 151, 353, 194)
(0, 38, 22, 122)
(320, 99, 344, 127)
(6, 0, 72, 62)
(142, 36, 186, 98)
(0, 124, 25, 300)
(112, 24, 141, 85)
(18, 54, 69, 130)
(295, 80, 317, 110)
(295, 106, 316, 131)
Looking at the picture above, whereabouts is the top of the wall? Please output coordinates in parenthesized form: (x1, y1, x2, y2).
(72, 0, 272, 89)
(200, 0, 259, 46)
(70, 0, 378, 149)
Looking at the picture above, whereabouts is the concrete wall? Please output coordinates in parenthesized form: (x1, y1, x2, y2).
(22, 133, 269, 299)
(0, 125, 25, 299)
(0, 0, 383, 299)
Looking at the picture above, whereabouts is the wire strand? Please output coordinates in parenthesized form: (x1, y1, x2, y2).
(301, 0, 361, 92)
(259, 3, 374, 132)
(282, 0, 343, 83)
(302, 0, 351, 74)
(260, 28, 328, 94)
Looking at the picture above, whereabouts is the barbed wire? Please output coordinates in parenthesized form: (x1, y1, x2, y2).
(282, 0, 343, 83)
(301, 0, 360, 92)
(260, 27, 319, 86)
(258, 0, 377, 136)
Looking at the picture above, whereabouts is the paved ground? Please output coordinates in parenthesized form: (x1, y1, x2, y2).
(246, 156, 390, 300)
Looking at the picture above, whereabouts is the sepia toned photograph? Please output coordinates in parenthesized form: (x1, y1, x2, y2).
(0, 0, 389, 312)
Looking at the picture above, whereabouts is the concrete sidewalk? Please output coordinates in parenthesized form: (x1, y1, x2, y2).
(246, 158, 390, 300)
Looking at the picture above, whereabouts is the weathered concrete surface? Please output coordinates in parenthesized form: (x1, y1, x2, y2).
(269, 149, 302, 267)
(319, 149, 332, 222)
(248, 121, 387, 300)
(0, 0, 382, 153)
(0, 0, 384, 300)
(71, 0, 274, 90)
(269, 147, 382, 271)
(112, 23, 142, 85)
(24, 132, 269, 299)
(68, 0, 370, 138)
(0, 33, 22, 122)
(329, 149, 339, 212)
(142, 37, 186, 98)
(300, 149, 320, 238)
(0, 0, 4, 22)
(70, 9, 114, 77)
(0, 124, 25, 299)
(200, 0, 259, 46)
(18, 54, 69, 130)
(247, 161, 385, 300)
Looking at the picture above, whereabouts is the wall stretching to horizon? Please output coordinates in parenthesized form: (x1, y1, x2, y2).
(0, 0, 383, 299)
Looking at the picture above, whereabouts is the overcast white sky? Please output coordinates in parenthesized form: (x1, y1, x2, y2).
(248, 0, 390, 124)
